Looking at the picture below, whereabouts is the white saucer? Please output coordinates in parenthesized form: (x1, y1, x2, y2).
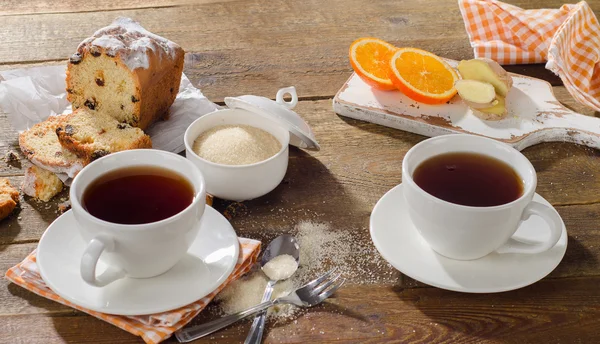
(37, 206, 240, 315)
(370, 184, 568, 293)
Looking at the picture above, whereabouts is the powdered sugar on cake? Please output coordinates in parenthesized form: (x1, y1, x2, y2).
(75, 17, 180, 70)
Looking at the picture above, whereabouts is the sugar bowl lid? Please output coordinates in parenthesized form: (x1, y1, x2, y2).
(224, 87, 320, 150)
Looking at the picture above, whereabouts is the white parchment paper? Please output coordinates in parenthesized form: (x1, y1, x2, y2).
(0, 64, 220, 154)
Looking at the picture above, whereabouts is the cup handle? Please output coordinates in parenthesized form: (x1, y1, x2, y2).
(275, 86, 298, 109)
(80, 234, 126, 287)
(496, 201, 563, 255)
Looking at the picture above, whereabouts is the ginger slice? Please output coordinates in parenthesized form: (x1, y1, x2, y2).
(472, 96, 507, 121)
(455, 80, 497, 109)
(457, 58, 513, 97)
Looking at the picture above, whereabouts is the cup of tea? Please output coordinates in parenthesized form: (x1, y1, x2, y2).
(70, 149, 206, 287)
(402, 134, 562, 260)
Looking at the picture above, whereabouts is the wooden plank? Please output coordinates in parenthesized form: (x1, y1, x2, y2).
(0, 313, 144, 344)
(1, 97, 600, 241)
(3, 2, 599, 102)
(0, 311, 257, 343)
(0, 243, 75, 316)
(2, 166, 600, 301)
(2, 90, 599, 341)
(0, 85, 596, 172)
(0, 174, 69, 245)
(2, 278, 600, 344)
(5, 198, 596, 315)
(552, 87, 600, 117)
(0, 52, 564, 104)
(0, 0, 240, 16)
(376, 278, 600, 344)
(217, 174, 600, 283)
(504, 64, 562, 86)
(184, 50, 577, 104)
(0, 162, 598, 286)
(1, 1, 599, 343)
(0, 112, 27, 178)
(0, 0, 182, 16)
(1, 0, 588, 101)
(4, 0, 585, 17)
(0, 0, 464, 62)
(2, 122, 599, 316)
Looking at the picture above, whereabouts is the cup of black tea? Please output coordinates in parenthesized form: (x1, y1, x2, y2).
(402, 134, 562, 260)
(70, 149, 206, 287)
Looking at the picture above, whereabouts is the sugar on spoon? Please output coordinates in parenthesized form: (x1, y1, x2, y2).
(244, 234, 300, 344)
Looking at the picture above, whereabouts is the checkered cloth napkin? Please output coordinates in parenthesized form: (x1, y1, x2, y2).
(458, 0, 600, 112)
(5, 239, 261, 344)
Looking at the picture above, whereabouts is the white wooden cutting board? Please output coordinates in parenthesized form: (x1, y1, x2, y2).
(333, 60, 600, 151)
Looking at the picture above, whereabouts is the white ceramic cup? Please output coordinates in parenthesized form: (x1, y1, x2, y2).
(70, 149, 206, 287)
(402, 134, 562, 260)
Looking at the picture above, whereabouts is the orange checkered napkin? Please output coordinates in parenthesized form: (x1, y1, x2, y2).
(5, 238, 261, 344)
(458, 0, 600, 112)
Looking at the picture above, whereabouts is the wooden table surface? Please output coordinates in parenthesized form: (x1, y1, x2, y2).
(2, 1, 600, 343)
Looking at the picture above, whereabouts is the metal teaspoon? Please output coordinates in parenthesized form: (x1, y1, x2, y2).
(244, 234, 300, 344)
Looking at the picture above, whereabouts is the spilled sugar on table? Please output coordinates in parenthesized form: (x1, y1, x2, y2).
(2, 0, 600, 343)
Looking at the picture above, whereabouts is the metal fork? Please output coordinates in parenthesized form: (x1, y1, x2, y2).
(175, 268, 345, 343)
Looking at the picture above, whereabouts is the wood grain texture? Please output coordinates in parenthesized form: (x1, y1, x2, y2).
(2, 279, 600, 344)
(0, 174, 68, 245)
(0, 1, 182, 16)
(0, 313, 143, 344)
(2, 1, 600, 343)
(0, 243, 75, 316)
(0, 0, 583, 103)
(0, 0, 235, 16)
(1, 97, 600, 245)
(2, 97, 600, 342)
(0, 98, 599, 282)
(0, 0, 467, 62)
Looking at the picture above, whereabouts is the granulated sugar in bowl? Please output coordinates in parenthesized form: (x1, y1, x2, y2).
(184, 86, 319, 201)
(192, 124, 281, 165)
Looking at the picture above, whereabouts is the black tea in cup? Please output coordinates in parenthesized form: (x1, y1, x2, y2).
(83, 166, 194, 224)
(412, 152, 523, 207)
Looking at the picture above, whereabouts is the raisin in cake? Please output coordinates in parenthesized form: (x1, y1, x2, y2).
(19, 115, 86, 178)
(55, 108, 152, 163)
(66, 17, 184, 130)
(21, 165, 63, 202)
(0, 178, 19, 221)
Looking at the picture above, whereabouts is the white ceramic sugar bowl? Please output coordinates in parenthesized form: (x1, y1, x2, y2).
(184, 87, 319, 201)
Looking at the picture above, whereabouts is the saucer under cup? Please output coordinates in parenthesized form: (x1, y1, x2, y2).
(370, 184, 567, 293)
(37, 206, 239, 315)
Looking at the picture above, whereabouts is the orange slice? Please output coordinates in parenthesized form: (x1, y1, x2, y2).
(349, 37, 397, 91)
(388, 48, 459, 104)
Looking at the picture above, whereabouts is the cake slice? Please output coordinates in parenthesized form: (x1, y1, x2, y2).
(66, 17, 184, 130)
(0, 178, 19, 221)
(55, 108, 152, 162)
(21, 165, 64, 202)
(19, 115, 86, 178)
